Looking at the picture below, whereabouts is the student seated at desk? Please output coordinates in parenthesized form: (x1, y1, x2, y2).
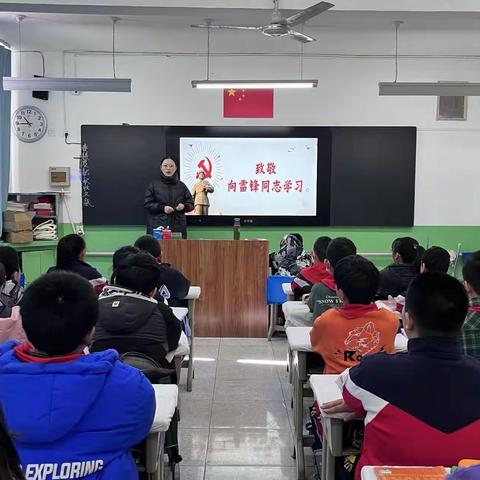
(460, 251, 480, 356)
(310, 255, 398, 374)
(112, 245, 140, 270)
(323, 272, 480, 480)
(377, 237, 423, 299)
(134, 235, 190, 307)
(308, 237, 357, 320)
(291, 236, 331, 300)
(0, 246, 23, 307)
(421, 246, 451, 273)
(92, 252, 181, 367)
(48, 234, 107, 294)
(270, 233, 313, 276)
(0, 262, 26, 343)
(0, 271, 155, 480)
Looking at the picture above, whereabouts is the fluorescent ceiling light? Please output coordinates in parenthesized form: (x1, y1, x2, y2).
(379, 82, 480, 96)
(192, 79, 318, 89)
(3, 77, 131, 92)
(236, 359, 288, 366)
(0, 39, 11, 50)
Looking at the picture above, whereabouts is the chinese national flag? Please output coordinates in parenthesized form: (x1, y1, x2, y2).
(223, 88, 274, 118)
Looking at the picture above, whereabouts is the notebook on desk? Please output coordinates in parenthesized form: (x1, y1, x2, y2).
(372, 466, 448, 479)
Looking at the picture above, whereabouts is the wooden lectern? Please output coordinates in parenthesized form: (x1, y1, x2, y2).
(159, 240, 269, 337)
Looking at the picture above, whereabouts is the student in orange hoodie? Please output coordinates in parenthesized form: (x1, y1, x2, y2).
(310, 255, 399, 374)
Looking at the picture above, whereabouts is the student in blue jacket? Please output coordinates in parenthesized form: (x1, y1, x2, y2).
(0, 271, 156, 480)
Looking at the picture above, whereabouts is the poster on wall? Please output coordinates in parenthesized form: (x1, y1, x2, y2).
(179, 137, 318, 216)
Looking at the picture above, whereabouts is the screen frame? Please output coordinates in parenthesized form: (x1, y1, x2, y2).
(165, 126, 331, 227)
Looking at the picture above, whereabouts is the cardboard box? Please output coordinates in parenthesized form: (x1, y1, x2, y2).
(4, 230, 34, 244)
(2, 211, 33, 232)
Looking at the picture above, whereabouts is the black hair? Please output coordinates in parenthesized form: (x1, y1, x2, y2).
(112, 246, 139, 271)
(162, 156, 177, 165)
(112, 252, 161, 296)
(0, 263, 6, 290)
(55, 234, 86, 270)
(20, 271, 98, 355)
(405, 272, 468, 337)
(0, 247, 20, 279)
(422, 246, 450, 273)
(414, 245, 426, 273)
(290, 233, 304, 247)
(313, 236, 332, 262)
(326, 237, 357, 269)
(0, 408, 24, 480)
(463, 251, 480, 294)
(334, 255, 379, 304)
(134, 235, 161, 258)
(392, 237, 421, 264)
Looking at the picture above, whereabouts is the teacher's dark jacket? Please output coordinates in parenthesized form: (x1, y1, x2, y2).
(144, 173, 194, 238)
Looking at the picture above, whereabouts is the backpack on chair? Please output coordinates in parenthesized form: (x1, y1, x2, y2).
(120, 351, 176, 384)
(120, 352, 182, 477)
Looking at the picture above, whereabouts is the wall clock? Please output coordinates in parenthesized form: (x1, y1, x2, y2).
(12, 105, 47, 142)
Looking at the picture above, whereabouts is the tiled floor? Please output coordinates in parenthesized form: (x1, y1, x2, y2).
(175, 336, 320, 480)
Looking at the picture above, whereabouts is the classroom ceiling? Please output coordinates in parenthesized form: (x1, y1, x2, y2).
(1, 4, 480, 30)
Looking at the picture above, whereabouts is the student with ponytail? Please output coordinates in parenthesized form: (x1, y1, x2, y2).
(377, 237, 423, 299)
(48, 234, 107, 294)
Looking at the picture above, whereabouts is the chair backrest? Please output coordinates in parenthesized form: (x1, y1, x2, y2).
(266, 275, 294, 305)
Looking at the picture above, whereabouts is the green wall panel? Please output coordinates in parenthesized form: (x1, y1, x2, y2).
(12, 224, 476, 281)
(72, 224, 480, 279)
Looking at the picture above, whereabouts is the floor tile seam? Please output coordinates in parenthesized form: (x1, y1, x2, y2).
(203, 337, 221, 471)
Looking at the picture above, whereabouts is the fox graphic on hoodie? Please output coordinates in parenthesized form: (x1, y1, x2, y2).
(310, 304, 399, 374)
(0, 341, 155, 480)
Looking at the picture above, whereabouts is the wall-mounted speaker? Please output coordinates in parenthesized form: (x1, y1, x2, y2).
(32, 75, 49, 101)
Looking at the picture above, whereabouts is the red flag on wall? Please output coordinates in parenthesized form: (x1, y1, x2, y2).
(223, 88, 274, 118)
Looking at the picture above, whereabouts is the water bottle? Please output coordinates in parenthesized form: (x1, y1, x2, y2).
(153, 227, 163, 240)
(233, 218, 241, 240)
(162, 227, 172, 240)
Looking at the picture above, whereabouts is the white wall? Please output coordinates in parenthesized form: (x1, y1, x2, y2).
(7, 20, 480, 225)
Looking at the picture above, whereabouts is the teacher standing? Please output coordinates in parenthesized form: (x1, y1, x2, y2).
(144, 157, 194, 238)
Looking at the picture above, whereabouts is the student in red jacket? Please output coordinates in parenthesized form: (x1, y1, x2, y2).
(291, 236, 331, 300)
(307, 237, 357, 321)
(323, 272, 480, 480)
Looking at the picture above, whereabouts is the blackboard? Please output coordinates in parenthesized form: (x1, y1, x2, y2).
(81, 125, 416, 227)
(81, 125, 166, 226)
(330, 127, 416, 226)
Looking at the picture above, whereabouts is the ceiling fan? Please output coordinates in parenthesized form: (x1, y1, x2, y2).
(191, 0, 334, 43)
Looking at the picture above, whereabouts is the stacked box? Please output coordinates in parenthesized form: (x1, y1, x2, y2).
(3, 211, 33, 243)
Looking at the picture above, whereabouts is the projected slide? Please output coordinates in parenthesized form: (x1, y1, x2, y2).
(180, 137, 318, 216)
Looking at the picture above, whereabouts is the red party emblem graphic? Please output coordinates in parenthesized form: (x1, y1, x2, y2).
(197, 156, 213, 179)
